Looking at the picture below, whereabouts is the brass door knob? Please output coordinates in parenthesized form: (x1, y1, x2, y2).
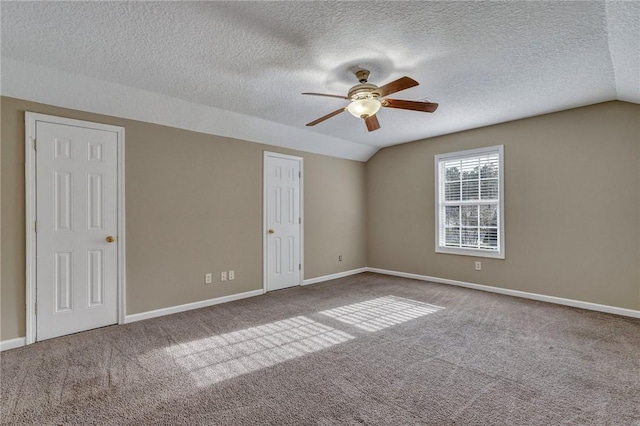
(268, 229, 274, 234)
(106, 236, 115, 243)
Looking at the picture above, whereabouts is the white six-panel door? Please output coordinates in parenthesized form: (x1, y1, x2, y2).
(264, 153, 302, 291)
(35, 120, 119, 341)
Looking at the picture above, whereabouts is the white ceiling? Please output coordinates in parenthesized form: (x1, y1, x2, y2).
(2, 1, 639, 161)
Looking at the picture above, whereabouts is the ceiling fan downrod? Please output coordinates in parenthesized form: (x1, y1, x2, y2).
(355, 69, 370, 84)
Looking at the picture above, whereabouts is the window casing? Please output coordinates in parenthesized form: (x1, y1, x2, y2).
(435, 145, 505, 259)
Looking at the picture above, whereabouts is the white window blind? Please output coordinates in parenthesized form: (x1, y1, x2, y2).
(435, 146, 504, 259)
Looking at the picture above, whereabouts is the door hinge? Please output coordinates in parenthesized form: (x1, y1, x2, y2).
(299, 263, 301, 270)
(299, 217, 301, 224)
(33, 138, 37, 151)
(299, 171, 301, 178)
(35, 302, 37, 315)
(34, 221, 37, 232)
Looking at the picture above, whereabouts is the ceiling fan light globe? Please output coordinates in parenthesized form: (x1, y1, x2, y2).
(347, 99, 381, 118)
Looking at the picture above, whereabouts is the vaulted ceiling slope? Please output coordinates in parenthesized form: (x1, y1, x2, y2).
(2, 1, 638, 161)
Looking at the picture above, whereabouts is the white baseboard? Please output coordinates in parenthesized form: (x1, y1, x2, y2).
(367, 268, 640, 319)
(303, 267, 368, 286)
(125, 268, 368, 324)
(5, 269, 637, 350)
(0, 337, 26, 352)
(124, 289, 265, 324)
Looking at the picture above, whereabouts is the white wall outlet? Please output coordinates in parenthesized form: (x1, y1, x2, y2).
(221, 271, 227, 282)
(475, 261, 482, 271)
(205, 273, 212, 284)
(228, 270, 235, 280)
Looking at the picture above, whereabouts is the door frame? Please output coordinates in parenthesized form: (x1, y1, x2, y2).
(262, 151, 304, 292)
(24, 112, 126, 345)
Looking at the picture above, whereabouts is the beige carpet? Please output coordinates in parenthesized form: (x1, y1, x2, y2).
(2, 272, 639, 425)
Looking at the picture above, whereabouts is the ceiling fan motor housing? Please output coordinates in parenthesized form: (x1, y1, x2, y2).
(348, 83, 379, 101)
(349, 69, 381, 100)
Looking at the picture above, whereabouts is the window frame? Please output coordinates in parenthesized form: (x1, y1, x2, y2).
(434, 145, 505, 259)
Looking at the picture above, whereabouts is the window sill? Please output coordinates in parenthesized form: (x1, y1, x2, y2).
(436, 247, 505, 259)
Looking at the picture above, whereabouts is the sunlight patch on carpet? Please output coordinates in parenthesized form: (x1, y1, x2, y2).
(319, 295, 445, 332)
(168, 316, 354, 386)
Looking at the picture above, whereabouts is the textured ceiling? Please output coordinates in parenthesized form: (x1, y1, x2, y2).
(2, 1, 639, 161)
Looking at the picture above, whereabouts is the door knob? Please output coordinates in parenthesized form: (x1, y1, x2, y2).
(106, 236, 115, 243)
(268, 229, 274, 234)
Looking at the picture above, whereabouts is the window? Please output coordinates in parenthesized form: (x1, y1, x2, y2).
(435, 145, 504, 259)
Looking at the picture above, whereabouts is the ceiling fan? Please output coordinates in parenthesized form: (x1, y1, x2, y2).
(303, 69, 438, 132)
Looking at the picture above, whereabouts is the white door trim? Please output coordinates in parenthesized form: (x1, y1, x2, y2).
(25, 112, 126, 345)
(263, 151, 304, 292)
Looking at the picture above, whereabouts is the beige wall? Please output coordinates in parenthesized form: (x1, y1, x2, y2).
(2, 97, 639, 341)
(1, 97, 367, 340)
(367, 101, 640, 310)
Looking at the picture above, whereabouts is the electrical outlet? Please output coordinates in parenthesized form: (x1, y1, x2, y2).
(221, 271, 227, 282)
(229, 270, 235, 280)
(475, 261, 482, 271)
(339, 255, 343, 262)
(205, 273, 212, 284)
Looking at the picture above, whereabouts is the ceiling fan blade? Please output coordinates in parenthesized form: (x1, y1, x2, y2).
(306, 108, 346, 126)
(382, 99, 439, 113)
(365, 115, 381, 132)
(302, 92, 349, 100)
(375, 76, 419, 98)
